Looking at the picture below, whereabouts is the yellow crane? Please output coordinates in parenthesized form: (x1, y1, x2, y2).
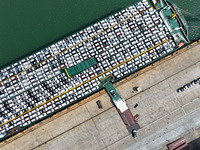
(170, 9, 188, 20)
(170, 12, 177, 19)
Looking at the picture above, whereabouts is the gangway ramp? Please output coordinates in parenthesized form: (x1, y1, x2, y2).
(100, 76, 140, 135)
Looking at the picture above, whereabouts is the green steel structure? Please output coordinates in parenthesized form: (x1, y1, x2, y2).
(64, 57, 97, 77)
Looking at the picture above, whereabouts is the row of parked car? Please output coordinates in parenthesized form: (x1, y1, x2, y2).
(0, 0, 152, 103)
(0, 0, 176, 137)
(177, 77, 200, 93)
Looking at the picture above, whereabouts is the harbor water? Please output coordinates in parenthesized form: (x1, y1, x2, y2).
(0, 0, 199, 68)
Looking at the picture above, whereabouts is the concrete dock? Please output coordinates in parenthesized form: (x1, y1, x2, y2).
(0, 41, 200, 150)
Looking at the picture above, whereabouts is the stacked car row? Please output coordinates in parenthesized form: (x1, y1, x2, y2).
(0, 0, 151, 104)
(0, 0, 150, 83)
(9, 38, 175, 133)
(177, 77, 200, 93)
(0, 4, 155, 130)
(0, 0, 176, 135)
(9, 38, 175, 132)
(0, 0, 155, 105)
(0, 74, 102, 133)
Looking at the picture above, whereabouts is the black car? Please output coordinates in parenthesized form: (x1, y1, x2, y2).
(96, 100, 103, 109)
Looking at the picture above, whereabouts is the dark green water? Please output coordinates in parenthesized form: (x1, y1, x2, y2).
(0, 0, 199, 69)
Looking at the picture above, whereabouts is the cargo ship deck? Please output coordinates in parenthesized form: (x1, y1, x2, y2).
(0, 40, 199, 150)
(0, 0, 190, 141)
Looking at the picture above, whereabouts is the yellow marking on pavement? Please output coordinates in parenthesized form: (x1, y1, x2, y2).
(0, 39, 170, 127)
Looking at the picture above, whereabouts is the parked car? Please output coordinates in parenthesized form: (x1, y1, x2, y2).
(177, 87, 184, 93)
(96, 100, 103, 109)
(197, 77, 200, 83)
(110, 90, 116, 97)
(183, 83, 191, 90)
(190, 79, 198, 86)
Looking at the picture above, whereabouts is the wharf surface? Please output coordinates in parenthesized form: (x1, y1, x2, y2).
(1, 41, 200, 150)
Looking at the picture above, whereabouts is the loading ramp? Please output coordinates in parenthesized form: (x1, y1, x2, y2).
(100, 76, 140, 136)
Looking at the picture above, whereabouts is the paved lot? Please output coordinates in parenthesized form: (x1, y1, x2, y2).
(0, 42, 200, 150)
